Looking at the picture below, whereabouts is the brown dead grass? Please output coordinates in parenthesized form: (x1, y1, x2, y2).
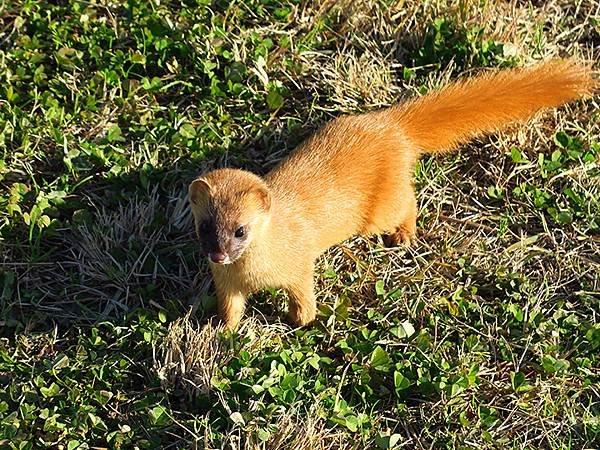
(155, 312, 359, 449)
(5, 187, 199, 321)
(155, 311, 287, 398)
(205, 404, 357, 450)
(297, 0, 598, 114)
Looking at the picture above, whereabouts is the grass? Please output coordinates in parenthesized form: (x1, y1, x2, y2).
(0, 0, 598, 448)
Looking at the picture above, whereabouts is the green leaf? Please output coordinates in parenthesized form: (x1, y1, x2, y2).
(487, 185, 504, 200)
(107, 124, 125, 143)
(370, 346, 390, 371)
(541, 355, 570, 374)
(149, 405, 171, 427)
(6, 84, 16, 102)
(392, 321, 415, 339)
(344, 414, 359, 432)
(323, 267, 337, 279)
(403, 67, 415, 80)
(67, 440, 81, 450)
(375, 432, 402, 448)
(7, 203, 22, 215)
(554, 131, 570, 149)
(555, 210, 572, 225)
(179, 123, 196, 139)
(266, 89, 284, 110)
(563, 188, 583, 206)
(375, 280, 385, 296)
(450, 383, 463, 397)
(507, 303, 524, 322)
(388, 434, 402, 448)
(38, 214, 51, 227)
(459, 410, 470, 427)
(551, 150, 562, 162)
(394, 371, 411, 392)
(510, 371, 532, 392)
(257, 428, 271, 442)
(40, 382, 60, 398)
(131, 52, 146, 64)
(400, 321, 415, 338)
(510, 147, 524, 162)
(55, 47, 78, 68)
(307, 354, 320, 370)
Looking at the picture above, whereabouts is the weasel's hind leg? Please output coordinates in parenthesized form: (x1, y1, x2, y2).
(383, 191, 417, 247)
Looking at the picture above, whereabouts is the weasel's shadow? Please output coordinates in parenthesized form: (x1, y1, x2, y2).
(1, 116, 326, 336)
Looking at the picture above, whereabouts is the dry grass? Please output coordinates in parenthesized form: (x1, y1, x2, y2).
(155, 312, 360, 449)
(297, 0, 598, 112)
(202, 404, 358, 450)
(155, 312, 287, 398)
(5, 187, 198, 320)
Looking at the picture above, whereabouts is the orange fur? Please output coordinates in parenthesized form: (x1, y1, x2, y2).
(189, 59, 595, 330)
(392, 59, 596, 153)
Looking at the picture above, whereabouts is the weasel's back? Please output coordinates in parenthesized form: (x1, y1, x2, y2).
(266, 114, 416, 247)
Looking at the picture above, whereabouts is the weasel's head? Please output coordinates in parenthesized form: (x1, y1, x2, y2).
(188, 168, 272, 265)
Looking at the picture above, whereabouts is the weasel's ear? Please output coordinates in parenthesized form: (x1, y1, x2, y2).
(250, 186, 271, 212)
(189, 177, 211, 205)
(242, 186, 271, 212)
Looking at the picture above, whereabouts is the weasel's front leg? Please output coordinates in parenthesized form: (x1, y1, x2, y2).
(218, 291, 246, 330)
(286, 271, 316, 327)
(213, 276, 246, 330)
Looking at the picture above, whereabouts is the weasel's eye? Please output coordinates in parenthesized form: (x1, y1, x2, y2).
(234, 226, 245, 238)
(199, 220, 210, 233)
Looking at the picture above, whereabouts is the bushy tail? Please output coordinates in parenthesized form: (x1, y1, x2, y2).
(392, 59, 596, 153)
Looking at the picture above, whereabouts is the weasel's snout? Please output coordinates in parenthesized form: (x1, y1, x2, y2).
(209, 251, 229, 264)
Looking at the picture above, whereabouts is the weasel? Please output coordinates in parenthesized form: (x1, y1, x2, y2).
(188, 59, 595, 330)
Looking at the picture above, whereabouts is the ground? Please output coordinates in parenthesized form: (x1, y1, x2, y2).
(0, 0, 599, 449)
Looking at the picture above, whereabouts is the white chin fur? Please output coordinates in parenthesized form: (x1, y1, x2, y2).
(208, 256, 233, 265)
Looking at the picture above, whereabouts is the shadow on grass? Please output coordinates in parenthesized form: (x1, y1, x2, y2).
(0, 114, 325, 338)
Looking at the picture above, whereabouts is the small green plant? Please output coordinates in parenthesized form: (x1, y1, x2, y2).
(410, 18, 518, 75)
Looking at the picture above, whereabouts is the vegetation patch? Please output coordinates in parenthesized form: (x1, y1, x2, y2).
(1, 0, 598, 448)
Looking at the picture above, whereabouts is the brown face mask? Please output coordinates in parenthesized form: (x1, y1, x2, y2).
(189, 169, 271, 265)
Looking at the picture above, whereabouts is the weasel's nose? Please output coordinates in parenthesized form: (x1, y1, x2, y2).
(209, 251, 227, 264)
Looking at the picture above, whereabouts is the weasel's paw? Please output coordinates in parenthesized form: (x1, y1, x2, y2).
(287, 304, 316, 327)
(384, 227, 415, 247)
(218, 314, 243, 332)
